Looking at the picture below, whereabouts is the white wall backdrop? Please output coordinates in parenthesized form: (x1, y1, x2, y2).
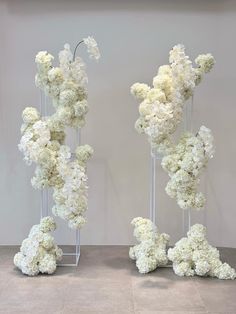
(1, 0, 236, 247)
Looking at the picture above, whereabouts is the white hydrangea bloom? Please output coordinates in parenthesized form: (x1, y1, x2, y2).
(131, 83, 150, 101)
(14, 217, 62, 276)
(161, 126, 214, 210)
(131, 44, 215, 154)
(168, 224, 236, 280)
(129, 217, 170, 273)
(22, 107, 40, 124)
(35, 51, 54, 70)
(195, 53, 215, 73)
(75, 144, 94, 167)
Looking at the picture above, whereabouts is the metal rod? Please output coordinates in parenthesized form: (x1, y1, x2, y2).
(73, 40, 84, 62)
(75, 128, 81, 148)
(39, 90, 49, 219)
(182, 96, 194, 234)
(58, 262, 80, 267)
(188, 209, 191, 232)
(75, 128, 80, 264)
(40, 190, 44, 220)
(149, 148, 156, 225)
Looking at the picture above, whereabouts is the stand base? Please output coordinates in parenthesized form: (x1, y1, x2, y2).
(57, 244, 80, 267)
(57, 253, 80, 267)
(182, 208, 191, 235)
(159, 264, 173, 268)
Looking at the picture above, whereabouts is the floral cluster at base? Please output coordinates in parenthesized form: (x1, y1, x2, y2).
(14, 217, 62, 276)
(161, 126, 214, 210)
(168, 224, 236, 280)
(131, 44, 215, 154)
(129, 217, 170, 273)
(52, 144, 93, 229)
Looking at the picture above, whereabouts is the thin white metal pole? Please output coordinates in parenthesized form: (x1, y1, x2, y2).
(188, 209, 191, 232)
(182, 96, 194, 234)
(149, 149, 156, 225)
(40, 90, 49, 218)
(75, 229, 80, 265)
(75, 127, 81, 265)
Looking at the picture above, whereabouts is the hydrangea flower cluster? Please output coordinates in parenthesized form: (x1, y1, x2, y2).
(129, 217, 170, 273)
(19, 107, 65, 189)
(168, 224, 236, 279)
(161, 126, 214, 210)
(14, 217, 63, 276)
(35, 37, 100, 129)
(18, 106, 93, 228)
(52, 144, 93, 229)
(131, 44, 215, 153)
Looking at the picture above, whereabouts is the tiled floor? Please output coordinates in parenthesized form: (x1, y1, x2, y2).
(0, 246, 236, 314)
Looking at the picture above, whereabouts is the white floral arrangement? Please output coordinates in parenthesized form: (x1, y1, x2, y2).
(131, 44, 215, 154)
(18, 37, 100, 228)
(35, 37, 100, 129)
(161, 125, 214, 210)
(168, 224, 236, 280)
(52, 144, 93, 229)
(18, 107, 93, 228)
(14, 217, 63, 276)
(129, 217, 170, 273)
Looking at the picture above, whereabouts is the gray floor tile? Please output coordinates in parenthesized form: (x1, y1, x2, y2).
(131, 268, 205, 312)
(135, 311, 208, 314)
(62, 278, 134, 312)
(0, 275, 65, 312)
(196, 277, 236, 313)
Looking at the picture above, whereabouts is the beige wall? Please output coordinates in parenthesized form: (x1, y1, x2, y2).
(0, 0, 236, 247)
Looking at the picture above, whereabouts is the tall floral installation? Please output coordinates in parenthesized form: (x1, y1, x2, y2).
(130, 45, 236, 279)
(16, 37, 100, 275)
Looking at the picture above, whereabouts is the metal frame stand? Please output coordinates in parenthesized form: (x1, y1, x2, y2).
(149, 149, 172, 269)
(149, 97, 194, 236)
(58, 230, 80, 267)
(40, 91, 80, 267)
